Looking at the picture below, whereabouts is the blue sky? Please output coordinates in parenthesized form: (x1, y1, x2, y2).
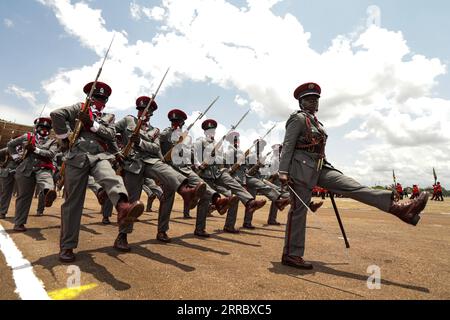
(1, 0, 449, 187)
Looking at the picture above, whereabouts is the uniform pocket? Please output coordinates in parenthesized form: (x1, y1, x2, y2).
(291, 151, 319, 189)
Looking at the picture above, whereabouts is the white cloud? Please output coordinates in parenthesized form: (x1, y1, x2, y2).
(5, 85, 38, 107)
(130, 2, 165, 21)
(3, 18, 14, 28)
(0, 104, 36, 125)
(29, 0, 450, 187)
(234, 95, 248, 106)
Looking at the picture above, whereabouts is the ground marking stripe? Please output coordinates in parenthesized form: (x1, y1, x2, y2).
(0, 223, 50, 300)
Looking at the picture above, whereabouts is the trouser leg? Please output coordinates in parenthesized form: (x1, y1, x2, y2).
(143, 161, 186, 234)
(90, 160, 128, 206)
(119, 170, 143, 234)
(268, 201, 278, 223)
(318, 167, 392, 212)
(14, 174, 36, 226)
(216, 171, 253, 204)
(102, 199, 114, 218)
(60, 162, 90, 250)
(283, 184, 311, 257)
(37, 190, 45, 214)
(0, 174, 15, 215)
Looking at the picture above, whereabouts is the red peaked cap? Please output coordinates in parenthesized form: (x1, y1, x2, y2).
(202, 119, 217, 130)
(226, 131, 240, 143)
(168, 109, 187, 121)
(83, 81, 112, 99)
(136, 96, 158, 111)
(293, 82, 321, 100)
(34, 117, 52, 128)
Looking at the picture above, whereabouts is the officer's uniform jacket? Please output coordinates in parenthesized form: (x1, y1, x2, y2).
(114, 115, 162, 174)
(194, 137, 224, 180)
(7, 133, 57, 177)
(279, 110, 330, 181)
(159, 127, 195, 175)
(50, 103, 117, 168)
(223, 145, 246, 184)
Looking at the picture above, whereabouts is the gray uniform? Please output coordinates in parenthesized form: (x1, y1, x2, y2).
(195, 137, 253, 229)
(264, 151, 290, 223)
(36, 188, 45, 215)
(114, 116, 187, 235)
(0, 148, 19, 217)
(160, 127, 219, 231)
(243, 151, 281, 225)
(50, 103, 129, 250)
(280, 110, 392, 257)
(7, 133, 57, 227)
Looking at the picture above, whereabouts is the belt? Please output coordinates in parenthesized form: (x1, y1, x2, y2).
(295, 143, 322, 154)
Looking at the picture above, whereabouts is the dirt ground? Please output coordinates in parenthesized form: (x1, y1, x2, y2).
(0, 192, 449, 300)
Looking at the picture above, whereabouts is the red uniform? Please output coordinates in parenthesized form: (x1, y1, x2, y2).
(411, 185, 420, 199)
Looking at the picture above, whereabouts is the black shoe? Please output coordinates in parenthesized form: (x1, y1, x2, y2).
(281, 254, 313, 270)
(183, 214, 193, 219)
(36, 212, 44, 217)
(242, 223, 255, 230)
(156, 231, 171, 243)
(13, 224, 27, 232)
(102, 217, 111, 225)
(0, 213, 6, 219)
(223, 226, 240, 234)
(59, 249, 75, 263)
(113, 233, 131, 252)
(194, 229, 210, 238)
(267, 220, 281, 226)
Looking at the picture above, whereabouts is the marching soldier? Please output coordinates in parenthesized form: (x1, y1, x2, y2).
(112, 97, 206, 251)
(229, 137, 290, 229)
(160, 109, 237, 237)
(0, 141, 22, 219)
(411, 184, 420, 199)
(278, 82, 429, 269)
(431, 184, 437, 201)
(195, 119, 266, 233)
(7, 117, 58, 232)
(50, 81, 145, 262)
(435, 182, 444, 201)
(396, 183, 404, 200)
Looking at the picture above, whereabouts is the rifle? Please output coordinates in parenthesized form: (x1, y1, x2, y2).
(392, 169, 397, 190)
(433, 167, 437, 185)
(163, 96, 219, 162)
(57, 35, 115, 189)
(228, 124, 277, 176)
(198, 109, 250, 169)
(246, 150, 273, 176)
(115, 68, 170, 176)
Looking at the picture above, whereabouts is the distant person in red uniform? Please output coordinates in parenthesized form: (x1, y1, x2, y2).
(411, 185, 420, 199)
(436, 182, 444, 201)
(396, 183, 404, 200)
(431, 184, 437, 200)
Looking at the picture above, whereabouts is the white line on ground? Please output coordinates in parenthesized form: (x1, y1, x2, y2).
(0, 223, 50, 300)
